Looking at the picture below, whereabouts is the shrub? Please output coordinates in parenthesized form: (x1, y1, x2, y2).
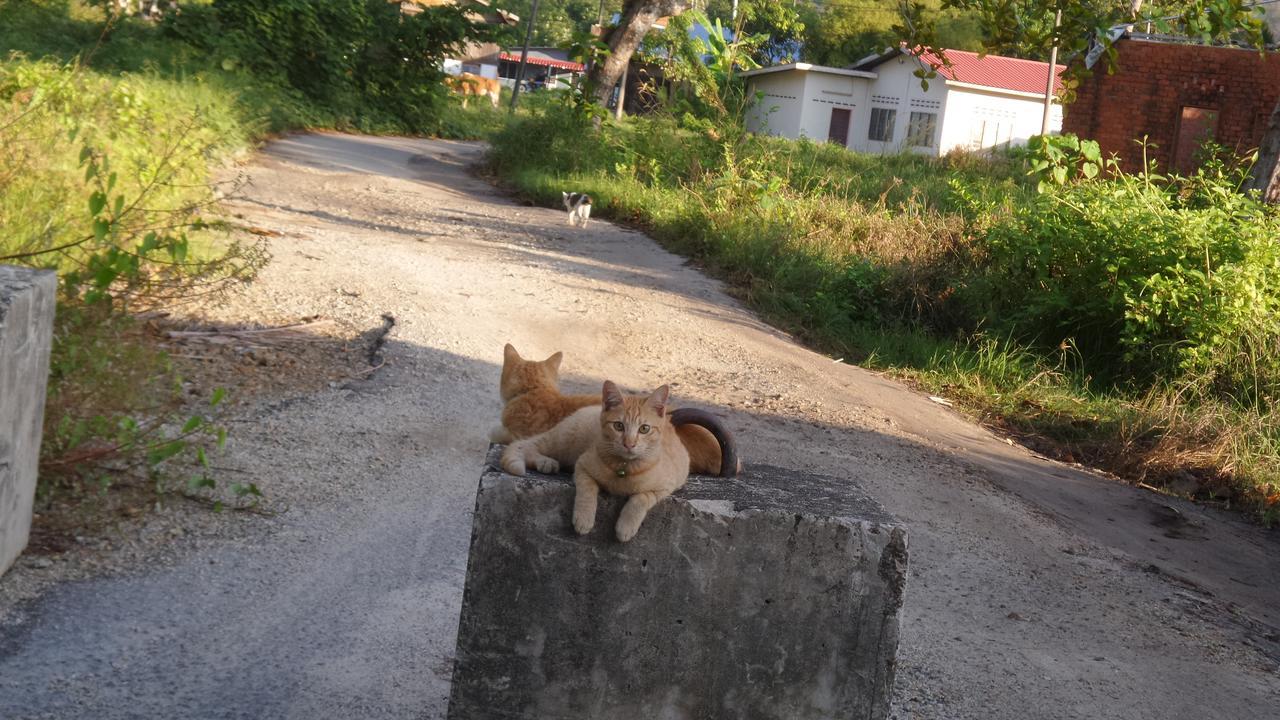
(1, 56, 262, 506)
(970, 148, 1280, 397)
(172, 0, 487, 133)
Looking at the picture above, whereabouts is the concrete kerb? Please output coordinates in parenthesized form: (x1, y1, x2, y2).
(446, 445, 910, 720)
(0, 265, 57, 576)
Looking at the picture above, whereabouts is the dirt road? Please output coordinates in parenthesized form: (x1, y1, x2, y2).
(2, 134, 1277, 719)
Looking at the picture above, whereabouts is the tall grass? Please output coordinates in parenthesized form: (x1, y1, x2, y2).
(487, 107, 1280, 524)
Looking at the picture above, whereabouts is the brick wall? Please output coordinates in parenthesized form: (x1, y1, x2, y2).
(1063, 39, 1280, 173)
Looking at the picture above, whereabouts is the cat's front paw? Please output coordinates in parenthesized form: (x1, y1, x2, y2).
(500, 448, 527, 476)
(615, 516, 642, 543)
(534, 457, 560, 474)
(573, 508, 595, 536)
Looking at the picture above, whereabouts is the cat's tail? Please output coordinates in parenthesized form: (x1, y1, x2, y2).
(670, 408, 740, 478)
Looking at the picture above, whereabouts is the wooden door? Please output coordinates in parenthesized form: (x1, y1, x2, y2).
(828, 108, 851, 147)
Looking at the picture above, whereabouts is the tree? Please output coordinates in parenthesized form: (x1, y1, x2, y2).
(800, 1, 983, 67)
(586, 0, 692, 106)
(1250, 108, 1280, 202)
(701, 0, 806, 64)
(498, 0, 623, 46)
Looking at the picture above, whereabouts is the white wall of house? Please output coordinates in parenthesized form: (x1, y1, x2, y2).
(745, 72, 806, 139)
(743, 55, 1061, 157)
(939, 84, 1062, 154)
(847, 56, 949, 155)
(794, 71, 869, 144)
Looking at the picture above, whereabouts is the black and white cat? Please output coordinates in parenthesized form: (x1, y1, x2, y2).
(562, 192, 592, 228)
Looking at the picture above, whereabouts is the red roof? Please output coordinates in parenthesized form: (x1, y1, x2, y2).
(913, 48, 1064, 95)
(497, 52, 584, 72)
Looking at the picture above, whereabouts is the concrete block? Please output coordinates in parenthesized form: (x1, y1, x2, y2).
(0, 265, 57, 576)
(447, 446, 909, 720)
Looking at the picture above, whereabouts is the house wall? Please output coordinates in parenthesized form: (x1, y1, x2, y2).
(939, 85, 1061, 154)
(745, 73, 806, 139)
(1064, 38, 1280, 173)
(794, 72, 869, 145)
(850, 57, 949, 155)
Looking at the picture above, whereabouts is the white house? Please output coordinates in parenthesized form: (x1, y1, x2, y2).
(741, 47, 1065, 155)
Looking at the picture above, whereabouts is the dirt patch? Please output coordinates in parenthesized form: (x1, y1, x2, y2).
(157, 313, 379, 407)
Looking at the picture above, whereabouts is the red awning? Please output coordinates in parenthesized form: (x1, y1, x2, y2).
(498, 52, 584, 72)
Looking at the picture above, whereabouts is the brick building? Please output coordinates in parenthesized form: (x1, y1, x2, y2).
(1064, 38, 1280, 174)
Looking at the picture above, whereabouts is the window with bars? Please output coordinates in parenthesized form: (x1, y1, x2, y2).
(868, 107, 896, 142)
(907, 111, 938, 148)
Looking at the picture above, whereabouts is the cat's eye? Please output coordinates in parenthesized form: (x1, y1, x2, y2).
(611, 421, 625, 431)
(639, 424, 651, 434)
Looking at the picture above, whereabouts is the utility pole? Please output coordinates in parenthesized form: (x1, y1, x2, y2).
(1040, 6, 1062, 135)
(509, 0, 541, 113)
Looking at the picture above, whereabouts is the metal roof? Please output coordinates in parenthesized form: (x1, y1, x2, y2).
(853, 47, 1065, 96)
(497, 51, 585, 72)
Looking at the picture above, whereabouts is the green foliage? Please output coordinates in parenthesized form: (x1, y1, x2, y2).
(0, 55, 264, 509)
(497, 0, 623, 47)
(0, 58, 265, 303)
(170, 0, 486, 132)
(918, 0, 1266, 83)
(799, 0, 983, 67)
(702, 0, 807, 64)
(1023, 133, 1103, 191)
(972, 145, 1280, 393)
(640, 5, 795, 121)
(40, 312, 236, 509)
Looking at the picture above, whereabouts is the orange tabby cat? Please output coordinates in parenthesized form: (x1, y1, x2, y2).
(488, 344, 597, 444)
(501, 381, 689, 542)
(490, 344, 731, 476)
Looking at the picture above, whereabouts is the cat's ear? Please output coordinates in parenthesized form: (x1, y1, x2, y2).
(602, 380, 624, 410)
(562, 191, 569, 199)
(503, 343, 521, 365)
(646, 385, 670, 417)
(544, 351, 563, 372)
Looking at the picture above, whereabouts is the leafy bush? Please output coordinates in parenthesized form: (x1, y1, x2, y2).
(169, 0, 485, 133)
(970, 148, 1280, 395)
(0, 54, 263, 509)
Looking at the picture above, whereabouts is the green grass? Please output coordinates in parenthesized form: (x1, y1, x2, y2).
(486, 108, 1280, 525)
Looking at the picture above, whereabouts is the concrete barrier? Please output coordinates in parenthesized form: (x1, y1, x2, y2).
(447, 446, 909, 720)
(0, 266, 57, 576)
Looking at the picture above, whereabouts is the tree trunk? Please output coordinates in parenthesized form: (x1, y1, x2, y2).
(1248, 99, 1280, 203)
(587, 0, 691, 108)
